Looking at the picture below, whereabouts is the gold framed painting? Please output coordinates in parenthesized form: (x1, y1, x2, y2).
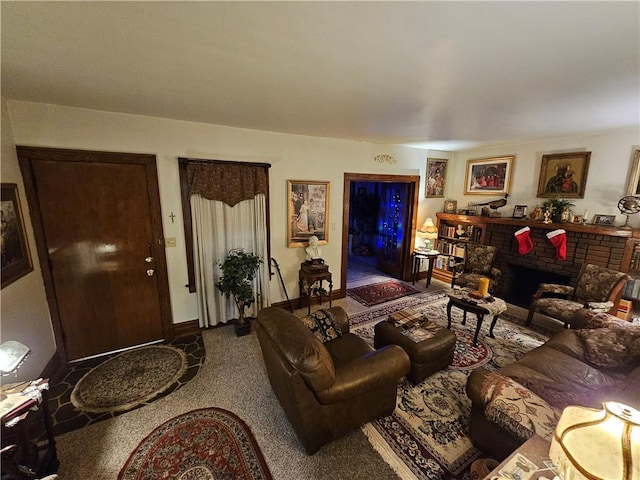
(537, 151, 590, 198)
(288, 180, 330, 247)
(626, 149, 640, 195)
(464, 156, 514, 195)
(425, 158, 448, 198)
(1, 183, 33, 289)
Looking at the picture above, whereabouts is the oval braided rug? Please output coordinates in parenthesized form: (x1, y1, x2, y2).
(118, 407, 273, 480)
(70, 345, 187, 413)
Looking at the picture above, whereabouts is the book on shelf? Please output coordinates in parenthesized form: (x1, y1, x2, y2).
(623, 278, 640, 300)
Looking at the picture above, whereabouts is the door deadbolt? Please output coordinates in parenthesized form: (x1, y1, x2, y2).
(145, 256, 153, 263)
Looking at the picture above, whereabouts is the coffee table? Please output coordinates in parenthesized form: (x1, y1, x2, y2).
(446, 288, 507, 346)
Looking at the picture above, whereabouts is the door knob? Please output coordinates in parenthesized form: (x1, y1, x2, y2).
(146, 269, 155, 277)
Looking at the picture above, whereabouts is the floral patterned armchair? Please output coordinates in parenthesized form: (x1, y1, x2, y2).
(450, 243, 501, 293)
(526, 263, 629, 328)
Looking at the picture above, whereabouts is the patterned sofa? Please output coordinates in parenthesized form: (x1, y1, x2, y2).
(465, 309, 640, 460)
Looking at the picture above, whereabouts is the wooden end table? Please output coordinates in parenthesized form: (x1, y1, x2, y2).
(411, 251, 439, 287)
(446, 288, 507, 346)
(484, 434, 553, 480)
(298, 262, 333, 314)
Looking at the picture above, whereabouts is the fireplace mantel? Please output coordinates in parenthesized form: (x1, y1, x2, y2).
(436, 213, 635, 238)
(435, 213, 639, 308)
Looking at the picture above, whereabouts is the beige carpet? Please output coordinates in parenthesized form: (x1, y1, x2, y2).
(55, 292, 412, 480)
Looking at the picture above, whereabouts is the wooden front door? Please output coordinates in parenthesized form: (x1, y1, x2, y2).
(18, 147, 172, 361)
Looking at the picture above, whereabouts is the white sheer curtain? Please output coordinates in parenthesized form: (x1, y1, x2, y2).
(191, 193, 270, 328)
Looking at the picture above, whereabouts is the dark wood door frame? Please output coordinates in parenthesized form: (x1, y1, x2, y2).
(17, 146, 174, 364)
(340, 173, 420, 296)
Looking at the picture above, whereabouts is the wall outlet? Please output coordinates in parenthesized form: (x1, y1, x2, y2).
(165, 237, 177, 247)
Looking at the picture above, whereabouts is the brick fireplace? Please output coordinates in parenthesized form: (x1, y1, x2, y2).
(483, 221, 630, 308)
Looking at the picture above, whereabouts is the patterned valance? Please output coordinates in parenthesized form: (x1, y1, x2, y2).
(186, 162, 268, 207)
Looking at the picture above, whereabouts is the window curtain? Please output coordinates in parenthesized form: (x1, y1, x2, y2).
(186, 161, 270, 328)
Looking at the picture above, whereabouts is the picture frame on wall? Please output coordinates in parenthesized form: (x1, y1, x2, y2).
(464, 156, 514, 195)
(536, 151, 590, 198)
(425, 157, 448, 198)
(1, 183, 33, 289)
(626, 149, 640, 195)
(288, 180, 330, 248)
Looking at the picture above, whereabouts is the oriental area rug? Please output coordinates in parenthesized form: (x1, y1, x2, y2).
(347, 279, 420, 306)
(71, 345, 188, 414)
(350, 291, 552, 480)
(118, 407, 274, 480)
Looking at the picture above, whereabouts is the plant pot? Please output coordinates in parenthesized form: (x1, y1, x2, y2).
(233, 318, 253, 337)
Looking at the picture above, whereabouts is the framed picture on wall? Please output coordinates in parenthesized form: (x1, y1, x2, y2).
(425, 157, 448, 198)
(464, 156, 514, 195)
(288, 180, 330, 247)
(626, 149, 640, 195)
(537, 151, 590, 198)
(443, 200, 457, 213)
(1, 183, 33, 289)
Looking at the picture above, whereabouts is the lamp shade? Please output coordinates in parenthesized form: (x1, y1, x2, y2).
(418, 218, 438, 239)
(549, 402, 640, 480)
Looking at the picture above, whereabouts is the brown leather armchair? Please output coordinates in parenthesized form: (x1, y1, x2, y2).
(526, 263, 629, 328)
(255, 306, 410, 454)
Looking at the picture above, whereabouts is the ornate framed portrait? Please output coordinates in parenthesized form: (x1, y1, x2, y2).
(425, 158, 448, 198)
(287, 180, 330, 247)
(464, 156, 515, 195)
(626, 149, 640, 195)
(537, 151, 590, 198)
(1, 183, 33, 289)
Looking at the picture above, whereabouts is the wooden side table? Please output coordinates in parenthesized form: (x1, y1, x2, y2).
(411, 251, 439, 287)
(1, 378, 58, 479)
(485, 434, 553, 480)
(298, 262, 333, 314)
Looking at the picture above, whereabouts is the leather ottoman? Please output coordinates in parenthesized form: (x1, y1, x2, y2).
(374, 313, 457, 384)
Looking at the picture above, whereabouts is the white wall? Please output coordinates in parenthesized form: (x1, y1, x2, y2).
(6, 100, 429, 326)
(2, 99, 638, 377)
(446, 129, 640, 227)
(0, 99, 56, 383)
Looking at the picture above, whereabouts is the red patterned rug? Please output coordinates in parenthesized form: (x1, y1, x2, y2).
(349, 291, 553, 480)
(347, 280, 420, 306)
(118, 408, 273, 480)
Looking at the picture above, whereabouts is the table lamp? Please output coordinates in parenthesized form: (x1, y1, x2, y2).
(549, 401, 639, 480)
(0, 341, 31, 376)
(418, 218, 438, 250)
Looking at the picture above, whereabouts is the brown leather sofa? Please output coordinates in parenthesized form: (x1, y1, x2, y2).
(465, 310, 640, 460)
(255, 306, 410, 454)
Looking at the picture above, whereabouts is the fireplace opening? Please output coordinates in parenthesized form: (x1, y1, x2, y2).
(506, 263, 571, 309)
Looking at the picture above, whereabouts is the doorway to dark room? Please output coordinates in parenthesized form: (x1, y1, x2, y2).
(340, 173, 420, 293)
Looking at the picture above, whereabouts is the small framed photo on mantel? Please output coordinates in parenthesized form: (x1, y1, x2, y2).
(512, 205, 528, 219)
(443, 200, 457, 214)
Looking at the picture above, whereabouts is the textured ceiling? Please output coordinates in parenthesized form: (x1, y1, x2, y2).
(2, 1, 639, 151)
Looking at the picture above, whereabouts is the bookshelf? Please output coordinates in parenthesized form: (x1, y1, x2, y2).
(432, 214, 488, 283)
(621, 232, 640, 319)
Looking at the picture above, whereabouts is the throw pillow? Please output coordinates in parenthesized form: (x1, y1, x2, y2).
(481, 372, 559, 442)
(299, 309, 342, 343)
(577, 327, 640, 369)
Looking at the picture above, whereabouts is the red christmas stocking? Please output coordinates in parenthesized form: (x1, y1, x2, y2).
(546, 229, 567, 260)
(514, 226, 533, 254)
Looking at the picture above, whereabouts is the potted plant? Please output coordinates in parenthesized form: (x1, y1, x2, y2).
(542, 197, 575, 223)
(215, 248, 263, 336)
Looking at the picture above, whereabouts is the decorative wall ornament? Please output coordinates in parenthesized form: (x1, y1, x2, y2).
(374, 154, 397, 164)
